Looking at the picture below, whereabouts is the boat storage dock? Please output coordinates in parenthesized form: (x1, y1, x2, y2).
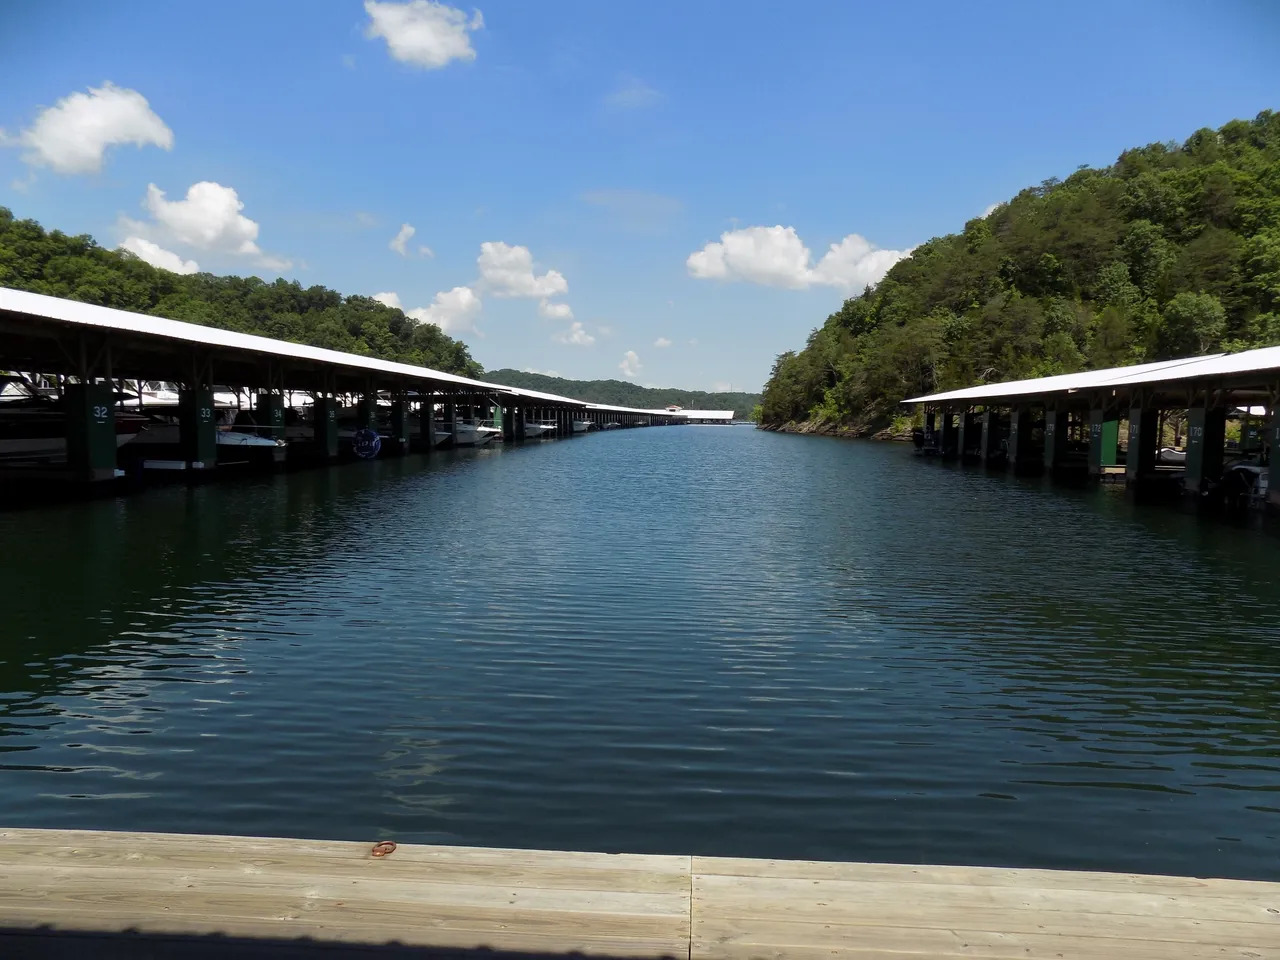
(0, 829, 1276, 958)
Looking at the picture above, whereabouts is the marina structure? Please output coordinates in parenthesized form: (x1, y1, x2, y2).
(0, 287, 734, 495)
(904, 346, 1280, 511)
(0, 828, 1274, 958)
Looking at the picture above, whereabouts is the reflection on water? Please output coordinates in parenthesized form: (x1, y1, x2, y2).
(1, 431, 1278, 879)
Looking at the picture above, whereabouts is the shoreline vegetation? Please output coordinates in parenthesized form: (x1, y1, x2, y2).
(487, 368, 761, 420)
(760, 110, 1280, 436)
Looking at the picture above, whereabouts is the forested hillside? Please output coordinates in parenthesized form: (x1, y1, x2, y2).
(0, 209, 483, 377)
(761, 110, 1280, 434)
(488, 369, 759, 418)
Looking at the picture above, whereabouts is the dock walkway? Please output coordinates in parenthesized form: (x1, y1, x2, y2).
(0, 829, 1276, 958)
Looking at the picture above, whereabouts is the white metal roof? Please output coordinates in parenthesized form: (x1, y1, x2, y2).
(1094, 344, 1280, 389)
(0, 286, 509, 390)
(903, 355, 1221, 405)
(679, 409, 736, 420)
(0, 287, 737, 416)
(585, 402, 666, 415)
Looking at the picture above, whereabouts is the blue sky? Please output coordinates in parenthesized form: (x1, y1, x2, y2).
(1, 1, 1277, 391)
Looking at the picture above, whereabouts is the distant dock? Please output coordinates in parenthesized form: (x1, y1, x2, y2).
(1, 828, 1275, 958)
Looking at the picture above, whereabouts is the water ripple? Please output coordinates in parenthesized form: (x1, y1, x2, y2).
(0, 431, 1278, 879)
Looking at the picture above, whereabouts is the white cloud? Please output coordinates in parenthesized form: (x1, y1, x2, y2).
(654, 337, 672, 348)
(418, 245, 434, 257)
(712, 381, 733, 392)
(142, 182, 259, 255)
(390, 222, 416, 256)
(539, 299, 573, 320)
(809, 234, 910, 290)
(372, 291, 403, 309)
(410, 286, 483, 335)
(597, 325, 613, 336)
(119, 237, 199, 274)
(364, 0, 484, 69)
(982, 202, 1001, 218)
(523, 367, 561, 377)
(687, 225, 810, 288)
(5, 82, 172, 175)
(619, 350, 642, 378)
(477, 241, 568, 298)
(354, 211, 378, 228)
(686, 225, 907, 291)
(554, 321, 595, 346)
(604, 75, 661, 110)
(120, 181, 291, 271)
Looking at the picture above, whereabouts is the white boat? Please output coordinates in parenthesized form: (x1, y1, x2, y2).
(572, 420, 591, 433)
(524, 421, 556, 439)
(1158, 447, 1186, 465)
(120, 422, 287, 469)
(441, 420, 499, 447)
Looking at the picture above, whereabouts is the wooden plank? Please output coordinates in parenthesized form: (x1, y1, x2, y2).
(692, 863, 1280, 960)
(0, 830, 692, 957)
(694, 855, 1277, 898)
(0, 829, 687, 893)
(4, 830, 1280, 960)
(694, 872, 1280, 925)
(692, 927, 1272, 960)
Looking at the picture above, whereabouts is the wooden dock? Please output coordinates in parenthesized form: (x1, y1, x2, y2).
(1, 829, 1277, 958)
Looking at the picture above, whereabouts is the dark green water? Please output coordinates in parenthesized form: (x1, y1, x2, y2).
(2, 428, 1278, 879)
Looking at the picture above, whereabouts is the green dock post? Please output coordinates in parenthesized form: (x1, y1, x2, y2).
(355, 395, 377, 429)
(312, 396, 339, 459)
(502, 405, 515, 442)
(420, 397, 437, 451)
(958, 411, 978, 461)
(1044, 408, 1069, 473)
(980, 409, 1003, 463)
(444, 402, 457, 448)
(515, 405, 526, 442)
(255, 393, 285, 439)
(939, 408, 958, 458)
(1007, 406, 1037, 473)
(64, 382, 118, 481)
(1184, 406, 1226, 496)
(1267, 409, 1280, 511)
(388, 395, 410, 456)
(1126, 406, 1158, 484)
(1088, 409, 1118, 476)
(178, 388, 217, 470)
(1241, 420, 1263, 454)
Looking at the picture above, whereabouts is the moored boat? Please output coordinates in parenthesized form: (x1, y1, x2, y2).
(119, 421, 286, 470)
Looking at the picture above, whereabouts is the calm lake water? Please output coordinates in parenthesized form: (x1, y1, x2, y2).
(2, 427, 1278, 880)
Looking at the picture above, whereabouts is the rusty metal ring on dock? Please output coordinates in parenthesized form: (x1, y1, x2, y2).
(371, 840, 397, 858)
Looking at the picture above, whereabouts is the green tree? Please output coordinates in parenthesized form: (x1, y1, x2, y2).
(1159, 292, 1227, 356)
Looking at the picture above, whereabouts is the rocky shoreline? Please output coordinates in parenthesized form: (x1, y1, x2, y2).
(759, 420, 912, 441)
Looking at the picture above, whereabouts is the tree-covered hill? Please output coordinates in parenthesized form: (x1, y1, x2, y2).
(761, 110, 1280, 434)
(487, 369, 759, 418)
(0, 208, 483, 377)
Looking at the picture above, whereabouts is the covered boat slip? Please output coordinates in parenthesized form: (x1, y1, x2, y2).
(904, 344, 1280, 510)
(0, 287, 711, 486)
(1, 829, 1275, 959)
